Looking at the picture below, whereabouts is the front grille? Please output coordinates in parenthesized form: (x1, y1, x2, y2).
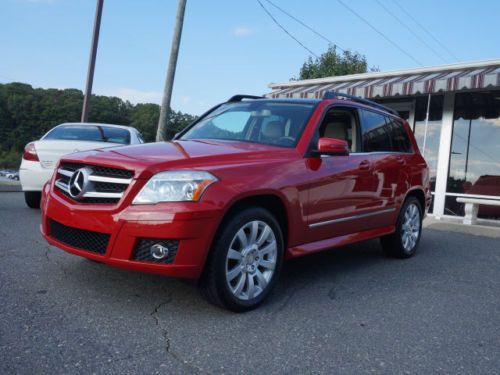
(49, 219, 110, 254)
(61, 163, 134, 179)
(55, 162, 134, 204)
(132, 239, 179, 264)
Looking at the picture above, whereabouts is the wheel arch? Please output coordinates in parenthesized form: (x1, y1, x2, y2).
(403, 188, 426, 214)
(220, 193, 289, 248)
(199, 192, 290, 282)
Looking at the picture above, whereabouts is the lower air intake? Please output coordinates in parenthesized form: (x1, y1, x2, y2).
(49, 219, 110, 255)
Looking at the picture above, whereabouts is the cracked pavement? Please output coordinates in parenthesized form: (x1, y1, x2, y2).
(1, 192, 500, 374)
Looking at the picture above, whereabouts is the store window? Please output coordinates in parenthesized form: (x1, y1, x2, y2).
(413, 95, 444, 194)
(445, 91, 500, 219)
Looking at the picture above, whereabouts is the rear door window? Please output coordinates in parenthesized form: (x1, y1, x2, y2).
(359, 109, 391, 152)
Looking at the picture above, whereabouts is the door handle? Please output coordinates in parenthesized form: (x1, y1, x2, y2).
(397, 157, 406, 165)
(359, 160, 371, 170)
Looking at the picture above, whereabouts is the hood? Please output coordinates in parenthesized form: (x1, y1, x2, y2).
(61, 139, 295, 178)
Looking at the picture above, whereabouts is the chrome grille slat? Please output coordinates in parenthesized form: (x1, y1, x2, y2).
(58, 168, 74, 178)
(83, 191, 124, 198)
(55, 180, 70, 194)
(55, 163, 132, 204)
(88, 175, 132, 184)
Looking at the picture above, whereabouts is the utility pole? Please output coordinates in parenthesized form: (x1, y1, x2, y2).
(156, 0, 187, 141)
(81, 0, 104, 123)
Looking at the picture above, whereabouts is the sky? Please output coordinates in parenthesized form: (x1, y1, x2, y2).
(1, 0, 499, 115)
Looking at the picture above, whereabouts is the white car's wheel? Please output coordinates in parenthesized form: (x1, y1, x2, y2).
(24, 191, 41, 209)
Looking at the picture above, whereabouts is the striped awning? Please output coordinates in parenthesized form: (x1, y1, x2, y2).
(267, 60, 500, 100)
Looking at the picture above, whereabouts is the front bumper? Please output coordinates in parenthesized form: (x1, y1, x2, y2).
(40, 183, 222, 279)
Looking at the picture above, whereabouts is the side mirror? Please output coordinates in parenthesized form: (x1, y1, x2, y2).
(316, 137, 350, 156)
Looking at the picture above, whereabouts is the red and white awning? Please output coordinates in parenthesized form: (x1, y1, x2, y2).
(267, 60, 500, 99)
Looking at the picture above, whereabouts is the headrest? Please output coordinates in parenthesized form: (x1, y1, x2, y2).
(262, 121, 284, 138)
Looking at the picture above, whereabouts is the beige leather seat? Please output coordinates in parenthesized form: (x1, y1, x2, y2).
(261, 121, 284, 142)
(322, 111, 357, 151)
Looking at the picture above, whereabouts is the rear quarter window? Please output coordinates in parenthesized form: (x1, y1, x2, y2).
(359, 109, 391, 152)
(385, 117, 412, 153)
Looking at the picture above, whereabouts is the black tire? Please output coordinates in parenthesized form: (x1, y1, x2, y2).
(380, 196, 422, 258)
(24, 191, 41, 209)
(200, 207, 284, 312)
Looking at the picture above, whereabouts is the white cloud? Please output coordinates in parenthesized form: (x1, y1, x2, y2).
(100, 88, 162, 104)
(181, 95, 192, 105)
(231, 26, 255, 37)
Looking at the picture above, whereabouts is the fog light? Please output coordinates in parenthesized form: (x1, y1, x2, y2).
(150, 244, 169, 260)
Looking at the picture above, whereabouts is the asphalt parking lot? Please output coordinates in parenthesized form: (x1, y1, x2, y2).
(1, 192, 499, 374)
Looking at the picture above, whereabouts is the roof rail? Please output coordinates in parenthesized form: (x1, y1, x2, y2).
(227, 94, 264, 102)
(323, 91, 399, 116)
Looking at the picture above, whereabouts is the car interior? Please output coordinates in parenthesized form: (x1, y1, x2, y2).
(319, 108, 359, 152)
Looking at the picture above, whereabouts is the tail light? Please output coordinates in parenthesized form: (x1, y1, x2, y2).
(23, 142, 39, 161)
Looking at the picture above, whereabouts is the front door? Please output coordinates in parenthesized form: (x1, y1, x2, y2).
(305, 106, 381, 242)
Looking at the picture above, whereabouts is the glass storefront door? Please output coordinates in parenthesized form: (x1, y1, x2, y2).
(445, 91, 500, 219)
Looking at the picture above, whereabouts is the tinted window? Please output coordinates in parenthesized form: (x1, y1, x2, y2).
(44, 125, 130, 145)
(359, 109, 391, 152)
(386, 117, 411, 152)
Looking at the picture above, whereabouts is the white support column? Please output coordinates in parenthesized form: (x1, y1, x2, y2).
(433, 92, 455, 218)
(408, 98, 416, 131)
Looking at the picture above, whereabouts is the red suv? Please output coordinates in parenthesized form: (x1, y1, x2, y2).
(41, 93, 431, 311)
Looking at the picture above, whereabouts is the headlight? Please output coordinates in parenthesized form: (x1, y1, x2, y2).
(133, 171, 218, 204)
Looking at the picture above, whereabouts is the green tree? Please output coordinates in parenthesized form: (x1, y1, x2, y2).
(130, 103, 160, 142)
(0, 82, 197, 168)
(297, 46, 370, 80)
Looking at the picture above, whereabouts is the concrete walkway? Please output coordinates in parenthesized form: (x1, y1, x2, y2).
(424, 217, 500, 238)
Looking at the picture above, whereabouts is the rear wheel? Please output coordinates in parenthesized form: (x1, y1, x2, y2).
(380, 196, 422, 258)
(200, 207, 284, 312)
(24, 191, 41, 209)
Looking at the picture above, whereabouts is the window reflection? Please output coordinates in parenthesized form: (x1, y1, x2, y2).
(446, 91, 500, 219)
(413, 95, 444, 191)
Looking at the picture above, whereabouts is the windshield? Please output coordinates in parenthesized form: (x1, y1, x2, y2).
(43, 125, 131, 145)
(180, 101, 316, 147)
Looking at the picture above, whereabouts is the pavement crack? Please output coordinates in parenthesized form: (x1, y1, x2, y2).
(150, 295, 209, 374)
(40, 242, 68, 275)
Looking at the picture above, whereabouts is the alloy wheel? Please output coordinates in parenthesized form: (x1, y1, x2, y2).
(401, 203, 421, 252)
(225, 220, 277, 301)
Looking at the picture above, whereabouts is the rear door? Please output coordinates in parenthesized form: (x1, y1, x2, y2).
(356, 109, 402, 229)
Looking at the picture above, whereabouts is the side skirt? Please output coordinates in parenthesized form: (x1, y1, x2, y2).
(286, 225, 396, 258)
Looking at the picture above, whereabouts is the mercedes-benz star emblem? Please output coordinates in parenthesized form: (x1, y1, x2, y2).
(68, 168, 90, 199)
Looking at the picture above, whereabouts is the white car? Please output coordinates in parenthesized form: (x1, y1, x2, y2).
(20, 122, 144, 208)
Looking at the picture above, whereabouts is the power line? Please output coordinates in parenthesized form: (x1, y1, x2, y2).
(336, 0, 422, 66)
(375, 0, 449, 64)
(256, 0, 319, 58)
(390, 0, 460, 62)
(262, 0, 345, 52)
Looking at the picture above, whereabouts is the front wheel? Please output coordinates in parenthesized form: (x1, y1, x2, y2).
(380, 196, 422, 258)
(200, 207, 284, 312)
(24, 191, 41, 209)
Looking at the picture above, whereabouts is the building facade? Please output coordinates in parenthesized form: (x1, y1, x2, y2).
(268, 59, 500, 223)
